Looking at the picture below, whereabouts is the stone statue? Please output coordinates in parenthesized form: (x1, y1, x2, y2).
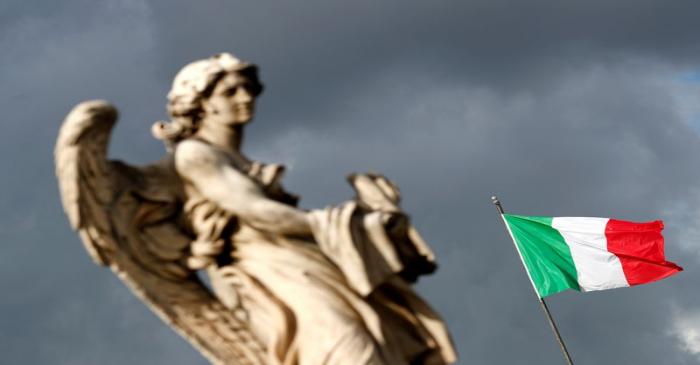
(55, 53, 457, 365)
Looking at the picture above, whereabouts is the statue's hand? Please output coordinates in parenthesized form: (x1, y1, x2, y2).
(186, 239, 226, 270)
(347, 173, 401, 212)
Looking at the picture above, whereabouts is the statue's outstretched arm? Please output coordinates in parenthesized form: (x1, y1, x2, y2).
(175, 139, 311, 236)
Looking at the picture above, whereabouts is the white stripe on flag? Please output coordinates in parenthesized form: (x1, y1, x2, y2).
(551, 217, 629, 291)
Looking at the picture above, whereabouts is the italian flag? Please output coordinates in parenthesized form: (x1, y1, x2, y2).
(502, 215, 683, 298)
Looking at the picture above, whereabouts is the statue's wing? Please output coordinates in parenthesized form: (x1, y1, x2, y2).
(55, 100, 118, 265)
(55, 100, 267, 365)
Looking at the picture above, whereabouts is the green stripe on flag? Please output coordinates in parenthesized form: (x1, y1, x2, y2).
(503, 215, 580, 297)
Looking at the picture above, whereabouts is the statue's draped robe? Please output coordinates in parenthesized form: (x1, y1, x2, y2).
(186, 163, 456, 365)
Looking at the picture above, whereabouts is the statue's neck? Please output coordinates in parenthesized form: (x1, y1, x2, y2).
(195, 123, 244, 152)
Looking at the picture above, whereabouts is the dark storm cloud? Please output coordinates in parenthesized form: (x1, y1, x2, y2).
(2, 1, 699, 364)
(143, 0, 700, 123)
(246, 61, 700, 363)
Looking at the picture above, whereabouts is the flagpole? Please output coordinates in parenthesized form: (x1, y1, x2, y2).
(491, 196, 575, 365)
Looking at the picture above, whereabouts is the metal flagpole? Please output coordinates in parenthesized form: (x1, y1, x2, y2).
(491, 196, 575, 365)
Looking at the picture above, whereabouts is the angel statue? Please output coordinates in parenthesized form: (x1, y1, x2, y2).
(55, 53, 457, 365)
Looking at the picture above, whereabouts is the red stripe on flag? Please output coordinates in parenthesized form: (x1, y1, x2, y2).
(605, 219, 682, 286)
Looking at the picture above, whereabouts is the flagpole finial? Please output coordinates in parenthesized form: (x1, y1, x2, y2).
(491, 196, 504, 214)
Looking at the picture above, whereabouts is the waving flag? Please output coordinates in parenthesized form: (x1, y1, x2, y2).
(502, 215, 683, 298)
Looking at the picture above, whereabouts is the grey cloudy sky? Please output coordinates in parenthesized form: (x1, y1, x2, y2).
(2, 0, 700, 364)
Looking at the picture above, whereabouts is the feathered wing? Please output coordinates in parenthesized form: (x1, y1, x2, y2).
(55, 100, 267, 365)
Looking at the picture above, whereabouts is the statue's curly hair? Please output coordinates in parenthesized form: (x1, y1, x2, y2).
(152, 53, 263, 148)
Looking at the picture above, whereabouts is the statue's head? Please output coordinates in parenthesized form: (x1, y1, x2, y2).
(153, 53, 263, 145)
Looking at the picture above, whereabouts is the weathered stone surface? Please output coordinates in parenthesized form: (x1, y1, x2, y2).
(55, 53, 457, 365)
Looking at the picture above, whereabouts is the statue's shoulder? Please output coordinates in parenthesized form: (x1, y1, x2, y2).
(173, 139, 223, 176)
(175, 138, 216, 159)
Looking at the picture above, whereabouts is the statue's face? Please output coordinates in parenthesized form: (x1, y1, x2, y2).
(203, 72, 257, 126)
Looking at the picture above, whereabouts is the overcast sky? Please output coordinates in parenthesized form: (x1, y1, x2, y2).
(2, 1, 700, 364)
